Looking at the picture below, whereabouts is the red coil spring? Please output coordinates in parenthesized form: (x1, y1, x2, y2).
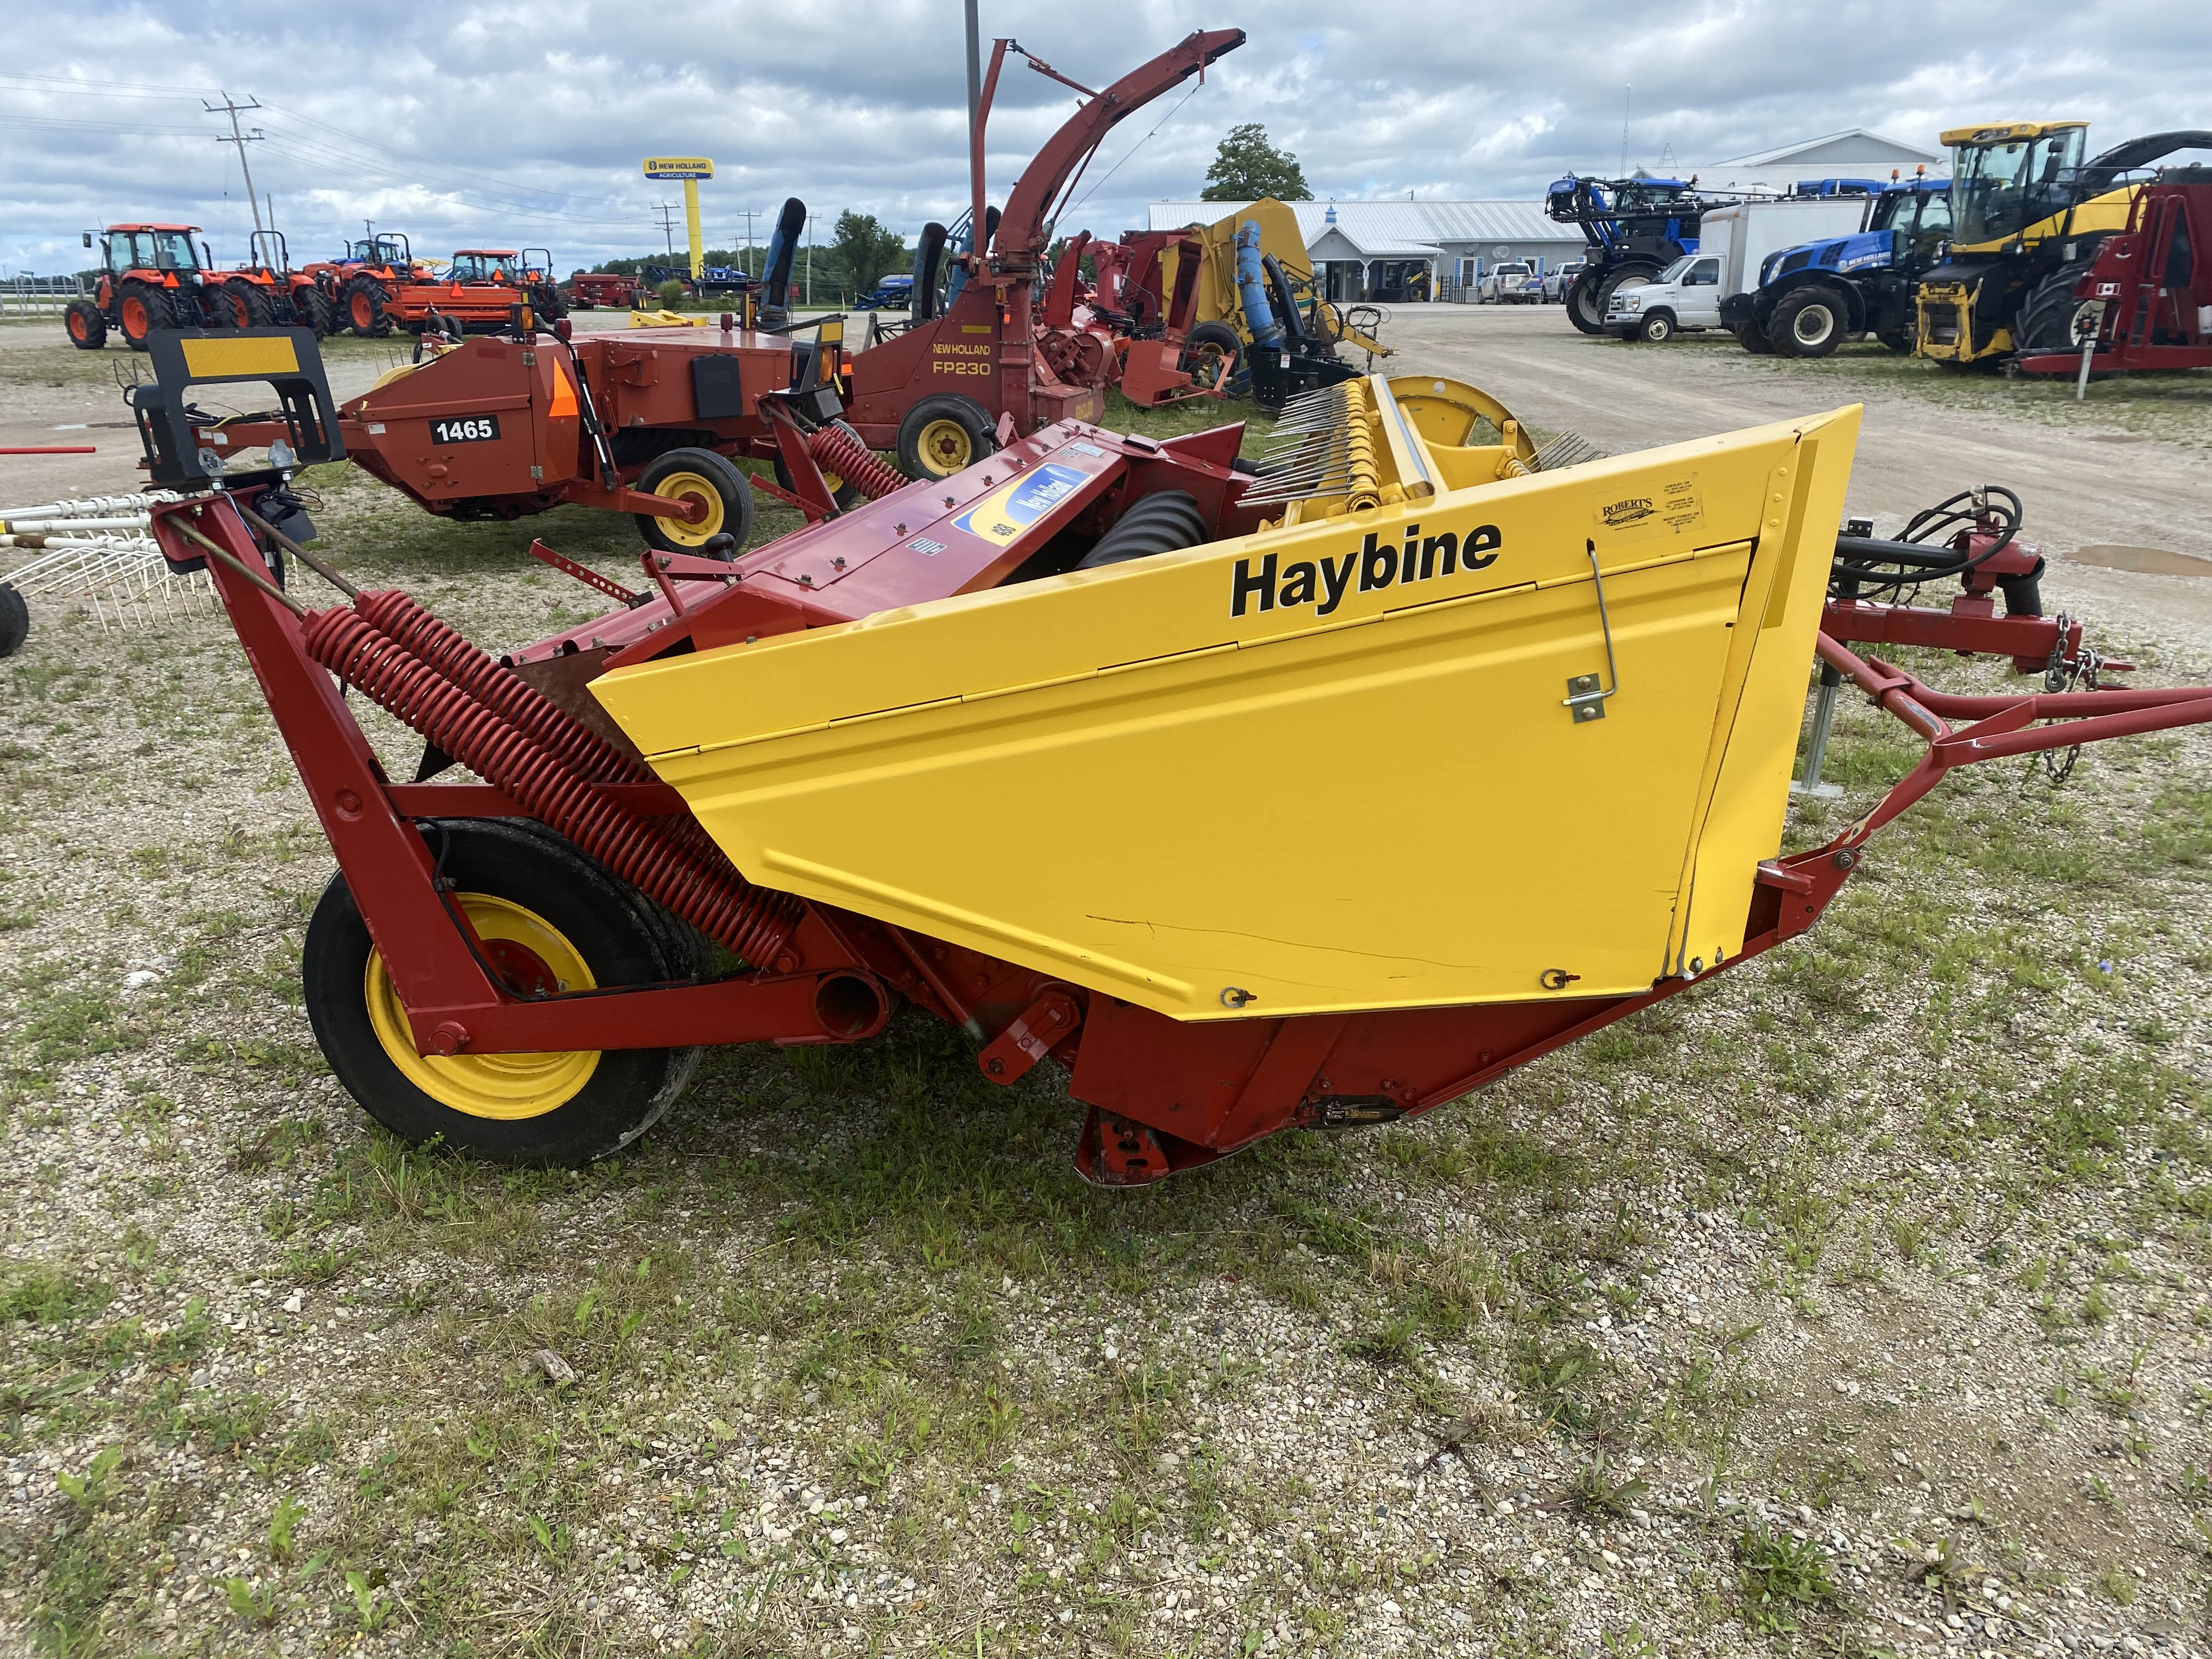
(302, 606, 802, 965)
(806, 422, 909, 502)
(355, 589, 641, 784)
(351, 590, 765, 895)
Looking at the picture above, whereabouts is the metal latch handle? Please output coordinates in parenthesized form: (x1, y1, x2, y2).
(1564, 540, 1621, 723)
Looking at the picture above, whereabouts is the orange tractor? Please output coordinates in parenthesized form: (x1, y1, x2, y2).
(213, 232, 339, 336)
(325, 242, 568, 337)
(65, 223, 235, 349)
(301, 235, 421, 338)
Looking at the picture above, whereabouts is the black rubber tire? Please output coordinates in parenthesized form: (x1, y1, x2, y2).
(0, 583, 27, 658)
(1771, 287, 1847, 358)
(342, 277, 392, 338)
(1736, 320, 1774, 354)
(1564, 271, 1609, 334)
(292, 286, 336, 337)
(895, 393, 996, 481)
(1877, 324, 1915, 354)
(529, 280, 568, 321)
(64, 300, 106, 350)
(302, 819, 705, 1165)
(223, 280, 277, 329)
(772, 422, 868, 511)
(1077, 490, 1209, 569)
(633, 446, 755, 554)
(1637, 310, 1675, 343)
(2014, 257, 2100, 354)
(1180, 319, 1244, 393)
(117, 281, 173, 351)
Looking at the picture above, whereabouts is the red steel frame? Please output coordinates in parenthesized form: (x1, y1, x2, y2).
(838, 30, 1244, 452)
(2017, 176, 2212, 377)
(155, 483, 2212, 1184)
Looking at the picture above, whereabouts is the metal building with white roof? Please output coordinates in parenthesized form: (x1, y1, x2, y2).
(1146, 199, 1584, 301)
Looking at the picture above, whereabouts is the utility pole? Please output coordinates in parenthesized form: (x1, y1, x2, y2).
(205, 92, 268, 238)
(804, 213, 814, 307)
(1619, 84, 1632, 177)
(740, 208, 757, 278)
(653, 202, 680, 258)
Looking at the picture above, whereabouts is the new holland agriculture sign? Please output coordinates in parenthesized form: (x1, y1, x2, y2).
(642, 157, 714, 179)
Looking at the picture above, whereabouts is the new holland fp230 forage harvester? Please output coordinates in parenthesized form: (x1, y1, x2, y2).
(135, 326, 2212, 1183)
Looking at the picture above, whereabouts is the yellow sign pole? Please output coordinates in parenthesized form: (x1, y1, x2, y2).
(641, 157, 714, 284)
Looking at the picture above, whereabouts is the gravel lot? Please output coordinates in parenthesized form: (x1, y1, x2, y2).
(2, 309, 2209, 1659)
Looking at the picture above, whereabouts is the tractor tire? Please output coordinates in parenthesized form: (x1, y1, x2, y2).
(633, 447, 755, 554)
(223, 280, 276, 329)
(2014, 257, 2100, 354)
(1735, 320, 1774, 354)
(1564, 272, 1609, 334)
(343, 278, 392, 338)
(772, 425, 868, 511)
(1637, 310, 1676, 343)
(0, 583, 28, 658)
(302, 817, 706, 1165)
(528, 281, 567, 320)
(117, 281, 173, 351)
(64, 300, 107, 350)
(292, 286, 336, 337)
(1077, 490, 1209, 569)
(895, 393, 996, 481)
(1771, 288, 1847, 358)
(1179, 320, 1245, 394)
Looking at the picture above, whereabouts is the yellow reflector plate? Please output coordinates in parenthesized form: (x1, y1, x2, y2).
(182, 335, 301, 378)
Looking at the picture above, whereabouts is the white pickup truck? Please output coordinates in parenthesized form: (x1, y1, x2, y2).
(1604, 197, 1868, 341)
(1477, 262, 1541, 304)
(1541, 258, 1587, 303)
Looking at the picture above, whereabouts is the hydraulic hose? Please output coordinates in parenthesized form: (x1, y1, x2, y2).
(1235, 222, 1283, 347)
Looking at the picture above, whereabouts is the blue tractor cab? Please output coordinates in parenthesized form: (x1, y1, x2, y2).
(1722, 177, 1951, 357)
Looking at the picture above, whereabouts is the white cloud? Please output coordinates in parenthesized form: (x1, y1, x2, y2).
(2, 0, 2207, 276)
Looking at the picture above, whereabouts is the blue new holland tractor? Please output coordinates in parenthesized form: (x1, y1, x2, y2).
(1720, 177, 1951, 357)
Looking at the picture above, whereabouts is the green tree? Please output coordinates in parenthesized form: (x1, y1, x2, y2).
(829, 210, 909, 296)
(1201, 123, 1310, 201)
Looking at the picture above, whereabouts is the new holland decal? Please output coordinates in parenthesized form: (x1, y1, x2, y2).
(1229, 522, 1500, 618)
(952, 464, 1088, 549)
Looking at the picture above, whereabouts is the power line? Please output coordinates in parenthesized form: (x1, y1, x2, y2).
(0, 70, 221, 95)
(205, 92, 268, 237)
(653, 202, 680, 257)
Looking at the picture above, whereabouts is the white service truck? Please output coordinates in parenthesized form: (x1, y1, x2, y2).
(1604, 196, 1870, 342)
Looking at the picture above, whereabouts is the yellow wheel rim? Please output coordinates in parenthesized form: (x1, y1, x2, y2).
(364, 893, 600, 1120)
(917, 419, 973, 477)
(651, 470, 725, 547)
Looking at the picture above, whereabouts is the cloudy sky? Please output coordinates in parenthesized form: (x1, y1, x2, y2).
(3, 0, 2206, 277)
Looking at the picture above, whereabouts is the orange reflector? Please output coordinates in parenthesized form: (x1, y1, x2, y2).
(548, 360, 578, 417)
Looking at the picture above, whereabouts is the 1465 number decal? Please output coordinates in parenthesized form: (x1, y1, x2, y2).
(430, 415, 501, 444)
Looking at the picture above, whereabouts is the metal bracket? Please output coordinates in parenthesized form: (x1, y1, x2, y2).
(977, 989, 1081, 1085)
(1563, 541, 1620, 723)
